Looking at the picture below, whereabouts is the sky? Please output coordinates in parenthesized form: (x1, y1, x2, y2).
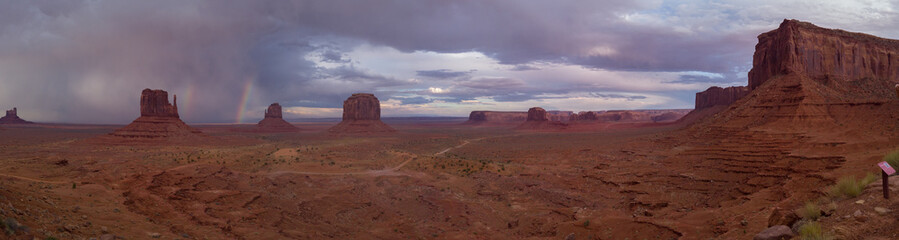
(0, 0, 896, 124)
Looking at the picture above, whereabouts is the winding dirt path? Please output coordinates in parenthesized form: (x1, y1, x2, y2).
(0, 173, 69, 184)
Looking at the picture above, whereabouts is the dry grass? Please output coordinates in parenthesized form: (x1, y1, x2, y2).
(828, 173, 878, 198)
(798, 222, 833, 240)
(798, 202, 821, 220)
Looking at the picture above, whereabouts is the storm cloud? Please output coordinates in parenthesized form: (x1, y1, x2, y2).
(0, 0, 896, 123)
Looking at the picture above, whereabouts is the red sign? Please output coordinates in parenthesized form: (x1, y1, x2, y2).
(879, 161, 896, 175)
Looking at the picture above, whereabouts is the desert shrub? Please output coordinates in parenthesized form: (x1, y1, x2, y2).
(884, 150, 899, 169)
(3, 218, 17, 235)
(798, 202, 821, 220)
(798, 222, 833, 240)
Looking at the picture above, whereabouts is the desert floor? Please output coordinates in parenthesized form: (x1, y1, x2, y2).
(0, 119, 894, 240)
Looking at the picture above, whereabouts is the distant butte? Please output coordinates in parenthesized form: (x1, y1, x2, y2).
(0, 107, 34, 124)
(257, 103, 299, 132)
(327, 93, 396, 133)
(515, 107, 568, 130)
(108, 89, 202, 139)
(694, 86, 749, 110)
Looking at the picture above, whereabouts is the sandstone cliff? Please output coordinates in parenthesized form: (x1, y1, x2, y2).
(694, 86, 750, 110)
(328, 93, 395, 133)
(749, 19, 899, 90)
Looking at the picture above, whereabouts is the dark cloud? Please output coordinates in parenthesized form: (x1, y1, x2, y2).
(457, 77, 525, 89)
(510, 64, 541, 71)
(589, 93, 647, 101)
(416, 69, 475, 79)
(394, 96, 433, 105)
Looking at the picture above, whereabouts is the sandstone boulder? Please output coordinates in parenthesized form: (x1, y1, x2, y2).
(257, 103, 298, 132)
(767, 207, 800, 227)
(109, 89, 202, 139)
(753, 225, 794, 240)
(328, 93, 395, 133)
(0, 107, 33, 124)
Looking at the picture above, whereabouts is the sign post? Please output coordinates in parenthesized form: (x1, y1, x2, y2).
(878, 161, 896, 199)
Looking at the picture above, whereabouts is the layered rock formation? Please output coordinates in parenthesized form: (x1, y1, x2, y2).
(466, 111, 528, 124)
(0, 108, 34, 124)
(109, 89, 202, 139)
(644, 21, 899, 237)
(650, 112, 683, 122)
(716, 19, 899, 129)
(570, 111, 598, 122)
(328, 93, 395, 133)
(516, 107, 568, 130)
(749, 19, 899, 90)
(694, 86, 750, 110)
(257, 103, 299, 132)
(466, 110, 572, 124)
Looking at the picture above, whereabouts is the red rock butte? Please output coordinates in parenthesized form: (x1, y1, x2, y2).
(516, 107, 568, 130)
(327, 93, 395, 133)
(257, 103, 299, 132)
(109, 89, 201, 139)
(0, 107, 34, 124)
(749, 19, 899, 90)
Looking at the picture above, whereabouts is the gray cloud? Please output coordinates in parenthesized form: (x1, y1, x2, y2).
(589, 93, 647, 101)
(416, 69, 475, 79)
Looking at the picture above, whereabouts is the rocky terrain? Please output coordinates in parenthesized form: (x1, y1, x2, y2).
(327, 93, 396, 133)
(0, 108, 34, 124)
(105, 89, 202, 140)
(256, 103, 299, 132)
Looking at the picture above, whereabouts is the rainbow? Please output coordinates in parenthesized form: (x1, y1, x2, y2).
(181, 84, 195, 118)
(235, 81, 253, 123)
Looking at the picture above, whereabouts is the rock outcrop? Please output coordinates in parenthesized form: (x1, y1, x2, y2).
(526, 107, 548, 121)
(749, 19, 899, 90)
(466, 110, 571, 124)
(465, 111, 528, 124)
(0, 108, 34, 124)
(109, 89, 202, 139)
(328, 93, 395, 133)
(694, 86, 750, 110)
(516, 107, 568, 130)
(257, 103, 299, 132)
